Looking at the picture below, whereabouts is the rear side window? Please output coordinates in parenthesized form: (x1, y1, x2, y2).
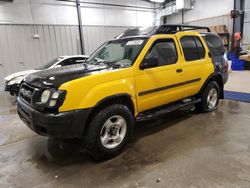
(203, 35, 225, 56)
(180, 36, 205, 61)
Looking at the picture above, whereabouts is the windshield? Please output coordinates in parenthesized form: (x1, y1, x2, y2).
(36, 57, 64, 70)
(87, 38, 147, 67)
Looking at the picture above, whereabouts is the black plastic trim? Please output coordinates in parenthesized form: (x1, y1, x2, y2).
(138, 78, 201, 96)
(197, 73, 224, 99)
(17, 97, 91, 139)
(95, 93, 132, 108)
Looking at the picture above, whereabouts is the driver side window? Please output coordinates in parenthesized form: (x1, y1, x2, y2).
(145, 39, 178, 67)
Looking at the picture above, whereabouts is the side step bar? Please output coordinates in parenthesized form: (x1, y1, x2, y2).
(136, 98, 201, 121)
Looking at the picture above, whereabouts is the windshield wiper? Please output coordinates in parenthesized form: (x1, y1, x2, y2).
(86, 58, 121, 68)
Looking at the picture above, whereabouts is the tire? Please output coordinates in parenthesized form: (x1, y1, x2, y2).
(85, 104, 134, 160)
(195, 81, 220, 112)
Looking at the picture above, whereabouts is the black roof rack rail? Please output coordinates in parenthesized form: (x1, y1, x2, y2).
(153, 24, 211, 34)
(114, 24, 211, 39)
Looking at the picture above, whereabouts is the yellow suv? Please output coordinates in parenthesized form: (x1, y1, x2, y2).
(17, 25, 228, 159)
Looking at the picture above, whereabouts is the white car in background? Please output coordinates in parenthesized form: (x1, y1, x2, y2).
(4, 55, 88, 96)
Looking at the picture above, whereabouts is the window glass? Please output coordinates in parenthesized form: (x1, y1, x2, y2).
(180, 36, 205, 61)
(145, 39, 177, 66)
(98, 43, 124, 62)
(203, 35, 225, 56)
(86, 38, 146, 67)
(194, 37, 205, 58)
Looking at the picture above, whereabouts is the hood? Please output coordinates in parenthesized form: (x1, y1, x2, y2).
(24, 64, 110, 88)
(4, 69, 39, 81)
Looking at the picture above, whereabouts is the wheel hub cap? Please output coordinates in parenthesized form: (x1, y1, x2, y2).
(100, 115, 127, 149)
(207, 88, 218, 109)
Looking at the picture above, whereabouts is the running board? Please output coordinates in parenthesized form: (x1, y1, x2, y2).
(136, 98, 201, 121)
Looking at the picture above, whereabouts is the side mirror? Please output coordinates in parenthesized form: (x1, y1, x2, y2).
(140, 56, 159, 70)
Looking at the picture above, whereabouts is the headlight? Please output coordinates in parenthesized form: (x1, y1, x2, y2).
(41, 89, 51, 104)
(8, 76, 24, 85)
(38, 89, 66, 109)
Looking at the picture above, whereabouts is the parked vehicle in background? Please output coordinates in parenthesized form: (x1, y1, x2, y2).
(4, 55, 88, 96)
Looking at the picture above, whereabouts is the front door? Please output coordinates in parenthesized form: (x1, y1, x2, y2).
(134, 35, 185, 113)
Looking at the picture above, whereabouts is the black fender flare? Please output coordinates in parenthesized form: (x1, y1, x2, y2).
(94, 93, 134, 112)
(197, 73, 224, 99)
(82, 93, 135, 137)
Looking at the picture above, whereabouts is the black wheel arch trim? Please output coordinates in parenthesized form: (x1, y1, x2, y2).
(94, 93, 133, 107)
(91, 93, 135, 119)
(197, 73, 224, 99)
(82, 93, 135, 137)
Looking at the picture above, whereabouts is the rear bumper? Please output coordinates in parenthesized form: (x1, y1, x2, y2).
(17, 97, 91, 139)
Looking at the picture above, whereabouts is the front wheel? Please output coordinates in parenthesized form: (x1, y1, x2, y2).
(85, 104, 134, 160)
(195, 81, 220, 112)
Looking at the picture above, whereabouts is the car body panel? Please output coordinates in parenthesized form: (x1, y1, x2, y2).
(201, 33, 228, 84)
(4, 69, 39, 82)
(133, 34, 185, 112)
(58, 67, 138, 114)
(174, 32, 214, 98)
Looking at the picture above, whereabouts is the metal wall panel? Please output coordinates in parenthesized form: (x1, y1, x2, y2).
(185, 15, 233, 35)
(0, 24, 130, 88)
(0, 24, 82, 88)
(82, 26, 129, 55)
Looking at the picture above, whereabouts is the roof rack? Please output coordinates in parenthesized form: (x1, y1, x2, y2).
(115, 24, 211, 39)
(153, 24, 211, 34)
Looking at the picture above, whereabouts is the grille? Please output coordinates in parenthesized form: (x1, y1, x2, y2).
(19, 83, 38, 105)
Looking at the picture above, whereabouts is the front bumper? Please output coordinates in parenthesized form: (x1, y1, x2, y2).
(4, 83, 20, 96)
(17, 97, 91, 139)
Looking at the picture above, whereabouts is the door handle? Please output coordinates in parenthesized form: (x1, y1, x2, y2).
(176, 69, 183, 73)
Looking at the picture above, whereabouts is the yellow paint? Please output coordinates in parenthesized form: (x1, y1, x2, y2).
(59, 68, 138, 114)
(175, 32, 214, 98)
(58, 31, 214, 116)
(133, 34, 185, 112)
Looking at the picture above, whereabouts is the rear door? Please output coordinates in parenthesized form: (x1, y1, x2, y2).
(175, 32, 213, 98)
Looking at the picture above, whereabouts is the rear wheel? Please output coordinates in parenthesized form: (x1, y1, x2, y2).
(195, 81, 220, 112)
(85, 104, 133, 160)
